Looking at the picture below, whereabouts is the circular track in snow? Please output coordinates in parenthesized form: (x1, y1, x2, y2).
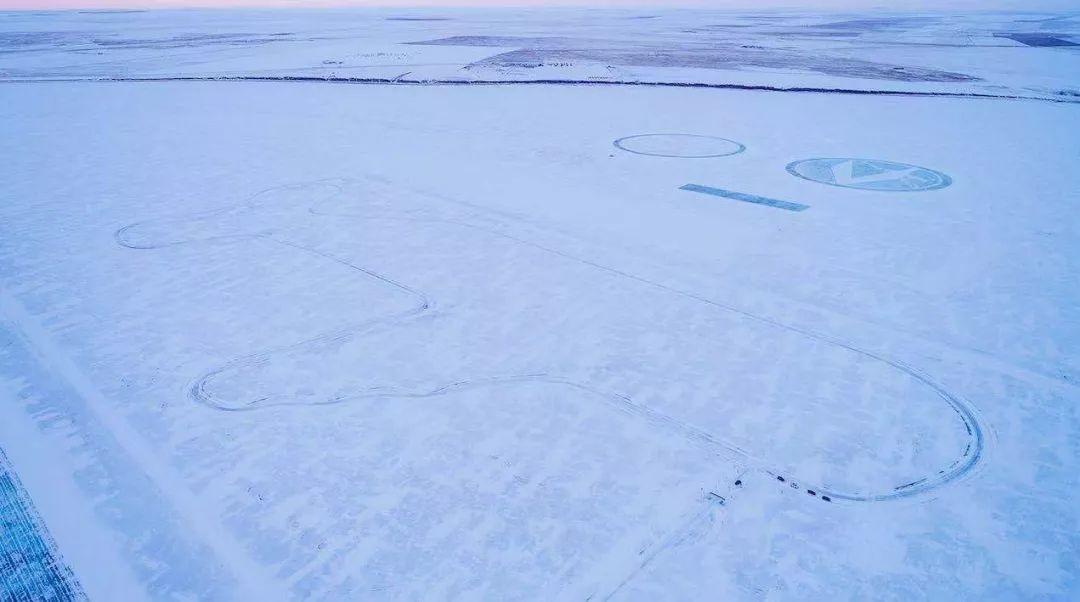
(787, 157, 952, 191)
(613, 134, 746, 158)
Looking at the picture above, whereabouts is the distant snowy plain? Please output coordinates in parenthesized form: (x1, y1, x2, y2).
(1, 8, 1078, 601)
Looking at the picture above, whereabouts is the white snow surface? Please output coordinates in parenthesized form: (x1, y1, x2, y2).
(1, 8, 1079, 602)
(2, 8, 1079, 101)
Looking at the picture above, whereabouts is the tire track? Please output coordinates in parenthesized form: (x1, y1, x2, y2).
(116, 179, 986, 503)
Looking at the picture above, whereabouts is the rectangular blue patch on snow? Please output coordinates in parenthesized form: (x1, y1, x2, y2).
(679, 184, 809, 212)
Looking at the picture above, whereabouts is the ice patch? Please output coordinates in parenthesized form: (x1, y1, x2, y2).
(679, 184, 809, 211)
(787, 158, 953, 192)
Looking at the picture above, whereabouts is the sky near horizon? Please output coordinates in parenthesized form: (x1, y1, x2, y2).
(2, 0, 1076, 10)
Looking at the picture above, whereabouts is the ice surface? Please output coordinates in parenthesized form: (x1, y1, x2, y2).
(678, 184, 810, 212)
(786, 158, 953, 191)
(1, 8, 1079, 602)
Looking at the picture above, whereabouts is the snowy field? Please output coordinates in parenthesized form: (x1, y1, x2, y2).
(1, 8, 1079, 601)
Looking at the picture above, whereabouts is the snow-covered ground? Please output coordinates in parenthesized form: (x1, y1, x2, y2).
(1, 8, 1078, 601)
(2, 7, 1079, 101)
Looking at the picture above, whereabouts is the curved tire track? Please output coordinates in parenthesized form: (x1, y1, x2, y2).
(116, 180, 986, 503)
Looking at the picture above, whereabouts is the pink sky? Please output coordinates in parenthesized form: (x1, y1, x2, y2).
(0, 0, 813, 7)
(0, 0, 1064, 10)
(4, 0, 716, 8)
(1, 0, 726, 8)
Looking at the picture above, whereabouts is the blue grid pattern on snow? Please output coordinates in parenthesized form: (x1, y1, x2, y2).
(0, 449, 85, 602)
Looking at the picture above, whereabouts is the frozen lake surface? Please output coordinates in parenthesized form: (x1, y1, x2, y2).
(1, 7, 1078, 601)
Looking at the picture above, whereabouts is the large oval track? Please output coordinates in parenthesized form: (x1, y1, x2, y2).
(116, 178, 986, 503)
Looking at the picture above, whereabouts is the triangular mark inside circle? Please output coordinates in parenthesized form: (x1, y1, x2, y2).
(850, 160, 890, 179)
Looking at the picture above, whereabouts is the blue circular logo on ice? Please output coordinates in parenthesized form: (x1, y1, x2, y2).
(786, 158, 952, 192)
(613, 134, 745, 158)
